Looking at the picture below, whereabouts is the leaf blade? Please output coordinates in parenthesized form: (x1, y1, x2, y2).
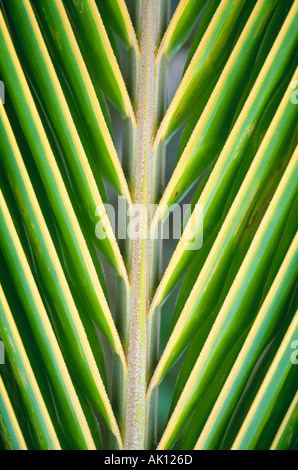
(0, 190, 97, 450)
(231, 312, 298, 449)
(0, 104, 122, 445)
(195, 235, 298, 449)
(64, 0, 136, 121)
(4, 0, 129, 283)
(270, 391, 298, 450)
(0, 286, 61, 450)
(154, 150, 298, 449)
(157, 0, 208, 60)
(153, 0, 297, 218)
(96, 0, 140, 54)
(150, 70, 298, 319)
(35, 0, 133, 200)
(0, 375, 28, 450)
(155, 0, 250, 142)
(0, 10, 127, 362)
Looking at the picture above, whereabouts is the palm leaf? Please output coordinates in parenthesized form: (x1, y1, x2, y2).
(270, 391, 298, 450)
(0, 0, 297, 450)
(0, 375, 27, 450)
(232, 311, 298, 449)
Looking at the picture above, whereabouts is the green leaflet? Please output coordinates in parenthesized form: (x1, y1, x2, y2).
(96, 0, 140, 53)
(183, 0, 222, 72)
(171, 183, 297, 426)
(63, 0, 136, 121)
(153, 0, 297, 217)
(156, 0, 250, 142)
(195, 235, 298, 449)
(0, 104, 123, 445)
(157, 0, 208, 60)
(0, 375, 27, 450)
(270, 391, 298, 450)
(0, 287, 60, 450)
(149, 70, 297, 318)
(232, 312, 298, 449)
(0, 191, 98, 449)
(177, 0, 293, 163)
(169, 188, 296, 428)
(4, 0, 129, 282)
(33, 0, 133, 200)
(155, 151, 298, 448)
(0, 248, 103, 449)
(171, 92, 296, 335)
(0, 11, 127, 363)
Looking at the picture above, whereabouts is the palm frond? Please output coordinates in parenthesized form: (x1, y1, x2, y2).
(0, 0, 297, 451)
